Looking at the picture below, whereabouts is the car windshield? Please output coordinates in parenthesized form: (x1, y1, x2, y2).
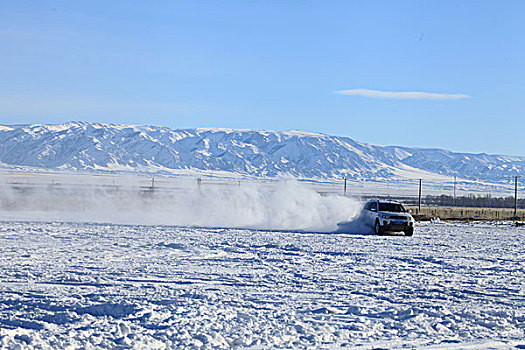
(379, 203, 405, 212)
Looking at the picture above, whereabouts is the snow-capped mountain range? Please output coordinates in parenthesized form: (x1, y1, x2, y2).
(0, 122, 523, 183)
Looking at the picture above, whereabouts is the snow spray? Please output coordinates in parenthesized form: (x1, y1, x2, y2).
(0, 177, 361, 232)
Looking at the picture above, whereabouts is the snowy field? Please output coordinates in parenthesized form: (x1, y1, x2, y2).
(1, 221, 524, 349)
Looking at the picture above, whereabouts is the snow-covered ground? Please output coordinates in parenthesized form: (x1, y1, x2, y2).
(1, 221, 524, 349)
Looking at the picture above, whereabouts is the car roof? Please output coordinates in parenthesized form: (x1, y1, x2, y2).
(367, 199, 401, 204)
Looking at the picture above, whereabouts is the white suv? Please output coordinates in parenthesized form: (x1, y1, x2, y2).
(362, 200, 415, 236)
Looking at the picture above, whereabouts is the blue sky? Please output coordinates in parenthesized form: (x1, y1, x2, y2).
(1, 1, 524, 156)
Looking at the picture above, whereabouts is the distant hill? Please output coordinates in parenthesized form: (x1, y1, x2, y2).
(0, 122, 523, 183)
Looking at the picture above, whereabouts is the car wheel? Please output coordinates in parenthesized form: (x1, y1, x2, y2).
(405, 227, 414, 236)
(374, 220, 382, 235)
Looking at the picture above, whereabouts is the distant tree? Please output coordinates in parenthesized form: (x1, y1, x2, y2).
(423, 194, 523, 208)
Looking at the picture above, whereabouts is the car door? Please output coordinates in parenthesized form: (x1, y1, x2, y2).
(369, 201, 378, 227)
(362, 202, 372, 227)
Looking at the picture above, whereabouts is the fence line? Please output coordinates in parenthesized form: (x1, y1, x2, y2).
(1, 171, 523, 216)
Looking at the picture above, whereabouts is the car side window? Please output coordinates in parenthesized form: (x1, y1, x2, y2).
(364, 202, 371, 211)
(371, 202, 377, 212)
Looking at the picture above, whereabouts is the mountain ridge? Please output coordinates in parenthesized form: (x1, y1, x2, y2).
(0, 121, 523, 183)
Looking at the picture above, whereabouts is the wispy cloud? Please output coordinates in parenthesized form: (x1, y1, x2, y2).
(334, 88, 470, 100)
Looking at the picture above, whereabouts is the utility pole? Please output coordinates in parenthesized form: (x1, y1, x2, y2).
(151, 177, 155, 190)
(515, 176, 518, 217)
(343, 177, 347, 196)
(418, 179, 422, 213)
(453, 176, 456, 206)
